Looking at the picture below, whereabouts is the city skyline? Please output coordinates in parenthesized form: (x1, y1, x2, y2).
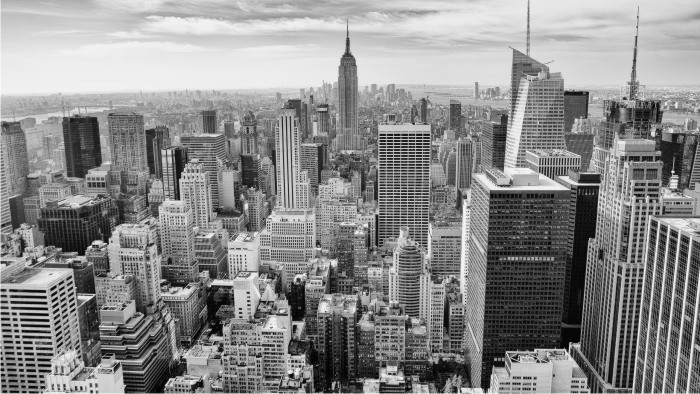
(2, 0, 699, 94)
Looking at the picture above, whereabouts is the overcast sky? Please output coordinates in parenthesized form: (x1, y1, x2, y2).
(2, 0, 699, 94)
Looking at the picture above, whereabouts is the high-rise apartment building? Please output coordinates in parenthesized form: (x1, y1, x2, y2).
(108, 113, 148, 171)
(378, 123, 431, 247)
(180, 133, 227, 208)
(108, 222, 162, 314)
(634, 217, 700, 393)
(179, 161, 214, 228)
(38, 195, 119, 253)
(159, 199, 199, 285)
(145, 126, 170, 176)
(337, 24, 359, 150)
(275, 109, 310, 209)
(505, 67, 567, 169)
(389, 228, 426, 318)
(201, 109, 217, 134)
(1, 265, 81, 394)
(563, 90, 589, 132)
(555, 171, 600, 345)
(572, 139, 663, 393)
(63, 115, 102, 178)
(232, 271, 261, 320)
(525, 149, 582, 180)
(161, 146, 188, 200)
(317, 293, 360, 390)
(465, 168, 569, 389)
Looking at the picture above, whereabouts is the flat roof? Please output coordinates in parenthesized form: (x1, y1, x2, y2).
(475, 169, 569, 192)
(1, 268, 71, 288)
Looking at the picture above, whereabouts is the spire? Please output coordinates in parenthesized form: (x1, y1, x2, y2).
(628, 7, 640, 100)
(344, 18, 351, 55)
(526, 0, 531, 56)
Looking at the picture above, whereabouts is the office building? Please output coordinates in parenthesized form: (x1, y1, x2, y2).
(659, 129, 699, 190)
(232, 271, 261, 320)
(419, 97, 430, 124)
(276, 109, 311, 209)
(1, 121, 29, 196)
(228, 232, 261, 277)
(145, 126, 170, 176)
(43, 257, 96, 294)
(428, 221, 461, 279)
(179, 161, 214, 228)
(390, 227, 426, 318)
(304, 259, 331, 341)
(63, 115, 102, 178)
(94, 273, 136, 309)
(45, 351, 125, 394)
(260, 208, 315, 272)
(39, 182, 72, 207)
(301, 142, 326, 195)
(76, 294, 101, 367)
(525, 149, 582, 180)
(337, 24, 359, 150)
(449, 100, 462, 136)
(194, 231, 228, 278)
(201, 109, 217, 134)
(505, 67, 567, 169)
(86, 240, 110, 275)
(564, 91, 590, 132)
(161, 283, 205, 346)
(465, 168, 569, 389)
(159, 200, 199, 285)
(509, 48, 549, 117)
(161, 146, 188, 200)
(564, 132, 595, 172)
(317, 104, 330, 136)
(108, 113, 148, 171)
(317, 293, 359, 390)
(1, 266, 81, 394)
(634, 217, 700, 393)
(572, 140, 663, 393)
(99, 301, 171, 393)
(378, 123, 431, 247)
(240, 111, 259, 155)
(555, 171, 600, 345)
(38, 195, 119, 253)
(246, 188, 268, 232)
(180, 133, 227, 208)
(489, 349, 590, 394)
(455, 137, 473, 189)
(108, 222, 162, 314)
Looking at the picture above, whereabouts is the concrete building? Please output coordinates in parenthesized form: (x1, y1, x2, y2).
(317, 293, 360, 390)
(260, 208, 316, 269)
(378, 123, 431, 247)
(161, 146, 188, 200)
(228, 232, 261, 277)
(45, 351, 125, 394)
(489, 349, 589, 394)
(108, 113, 148, 172)
(39, 182, 73, 207)
(95, 273, 136, 309)
(162, 283, 206, 346)
(389, 227, 426, 318)
(159, 199, 199, 285)
(337, 25, 360, 151)
(428, 221, 462, 279)
(275, 109, 311, 209)
(525, 149, 581, 180)
(194, 231, 228, 279)
(179, 160, 214, 228)
(465, 168, 569, 389)
(1, 121, 30, 197)
(63, 115, 102, 178)
(180, 133, 227, 209)
(232, 271, 261, 320)
(634, 217, 700, 393)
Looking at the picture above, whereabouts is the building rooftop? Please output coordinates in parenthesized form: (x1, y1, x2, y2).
(478, 168, 568, 191)
(1, 267, 71, 288)
(48, 195, 103, 208)
(656, 217, 700, 234)
(161, 283, 198, 299)
(526, 149, 580, 158)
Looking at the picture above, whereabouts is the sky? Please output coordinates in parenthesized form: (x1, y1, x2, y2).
(2, 0, 699, 95)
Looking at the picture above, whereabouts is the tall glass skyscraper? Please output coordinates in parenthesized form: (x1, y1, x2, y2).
(337, 23, 359, 150)
(63, 115, 102, 178)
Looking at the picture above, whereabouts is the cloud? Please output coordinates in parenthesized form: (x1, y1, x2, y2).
(232, 44, 321, 58)
(60, 41, 210, 58)
(33, 30, 98, 37)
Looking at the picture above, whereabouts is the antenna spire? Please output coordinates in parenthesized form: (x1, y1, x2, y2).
(344, 19, 351, 55)
(526, 0, 531, 56)
(629, 7, 640, 100)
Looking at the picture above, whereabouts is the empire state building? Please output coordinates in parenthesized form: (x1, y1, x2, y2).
(337, 22, 360, 151)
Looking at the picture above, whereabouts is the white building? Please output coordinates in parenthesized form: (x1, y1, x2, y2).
(525, 149, 581, 180)
(505, 69, 567, 169)
(460, 189, 471, 298)
(232, 271, 262, 320)
(489, 349, 589, 394)
(275, 109, 310, 209)
(378, 123, 431, 247)
(228, 232, 260, 277)
(428, 221, 462, 279)
(260, 208, 316, 265)
(159, 199, 199, 284)
(179, 160, 214, 228)
(162, 283, 205, 345)
(45, 351, 125, 394)
(1, 266, 81, 394)
(94, 273, 136, 309)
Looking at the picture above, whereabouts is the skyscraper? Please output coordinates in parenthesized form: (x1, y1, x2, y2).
(1, 264, 81, 394)
(659, 129, 699, 190)
(161, 146, 188, 200)
(563, 90, 589, 132)
(389, 227, 426, 318)
(179, 160, 214, 228)
(201, 109, 217, 134)
(419, 98, 429, 124)
(337, 22, 359, 150)
(1, 122, 29, 232)
(240, 111, 259, 155)
(108, 113, 147, 171)
(145, 126, 170, 176)
(159, 200, 199, 285)
(449, 100, 462, 136)
(300, 142, 326, 195)
(275, 109, 310, 209)
(378, 123, 431, 247)
(465, 168, 569, 389)
(455, 137, 473, 190)
(634, 217, 700, 393)
(180, 133, 227, 208)
(481, 115, 508, 171)
(316, 104, 330, 137)
(505, 66, 567, 169)
(555, 171, 600, 345)
(572, 139, 663, 392)
(63, 115, 102, 178)
(509, 48, 548, 117)
(317, 293, 360, 389)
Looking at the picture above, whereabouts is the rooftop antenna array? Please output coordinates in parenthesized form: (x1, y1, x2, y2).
(526, 0, 531, 56)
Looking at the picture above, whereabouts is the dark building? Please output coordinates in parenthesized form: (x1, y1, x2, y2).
(481, 114, 508, 171)
(76, 294, 101, 367)
(201, 109, 217, 134)
(241, 154, 260, 189)
(85, 240, 110, 276)
(336, 223, 357, 278)
(240, 112, 259, 155)
(288, 275, 306, 321)
(555, 171, 600, 346)
(449, 100, 462, 136)
(300, 143, 326, 195)
(284, 99, 307, 142)
(145, 126, 170, 176)
(43, 258, 96, 294)
(317, 293, 359, 390)
(161, 146, 188, 200)
(62, 115, 102, 178)
(564, 132, 595, 172)
(659, 130, 699, 190)
(38, 195, 119, 254)
(419, 98, 429, 124)
(563, 91, 589, 132)
(8, 194, 25, 230)
(596, 99, 663, 150)
(465, 169, 569, 389)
